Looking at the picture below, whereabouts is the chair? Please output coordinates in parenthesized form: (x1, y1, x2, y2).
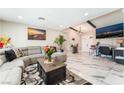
(89, 45, 96, 55)
(98, 46, 112, 56)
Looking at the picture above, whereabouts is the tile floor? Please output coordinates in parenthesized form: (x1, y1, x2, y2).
(66, 52, 124, 85)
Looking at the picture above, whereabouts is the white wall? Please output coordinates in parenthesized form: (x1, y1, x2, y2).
(96, 38, 120, 47)
(80, 23, 96, 52)
(64, 21, 121, 52)
(0, 21, 2, 35)
(63, 22, 96, 52)
(0, 21, 62, 47)
(64, 29, 81, 52)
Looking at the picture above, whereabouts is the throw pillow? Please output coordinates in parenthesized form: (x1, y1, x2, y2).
(13, 49, 24, 57)
(18, 49, 25, 56)
(0, 59, 4, 66)
(5, 49, 17, 61)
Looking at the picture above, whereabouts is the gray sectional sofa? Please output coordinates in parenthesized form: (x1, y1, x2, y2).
(0, 46, 67, 85)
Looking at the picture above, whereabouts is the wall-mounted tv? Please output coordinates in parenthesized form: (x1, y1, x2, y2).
(96, 23, 123, 39)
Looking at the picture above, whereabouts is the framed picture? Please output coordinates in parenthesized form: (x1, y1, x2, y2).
(28, 27, 46, 40)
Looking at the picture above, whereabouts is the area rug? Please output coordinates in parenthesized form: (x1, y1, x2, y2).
(21, 64, 92, 85)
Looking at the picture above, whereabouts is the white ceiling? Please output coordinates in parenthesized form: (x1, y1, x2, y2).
(92, 9, 123, 28)
(0, 8, 119, 30)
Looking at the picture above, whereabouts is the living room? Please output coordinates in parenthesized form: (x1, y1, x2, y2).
(1, 8, 124, 85)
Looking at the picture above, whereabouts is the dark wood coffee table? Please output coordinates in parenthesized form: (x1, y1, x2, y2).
(37, 58, 66, 85)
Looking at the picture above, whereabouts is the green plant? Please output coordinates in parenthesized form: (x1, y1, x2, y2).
(54, 35, 66, 50)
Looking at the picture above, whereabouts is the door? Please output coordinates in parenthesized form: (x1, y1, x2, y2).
(81, 35, 93, 52)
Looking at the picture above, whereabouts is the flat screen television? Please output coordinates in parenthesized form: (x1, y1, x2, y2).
(96, 23, 123, 39)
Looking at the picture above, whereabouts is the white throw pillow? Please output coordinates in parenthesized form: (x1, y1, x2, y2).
(0, 59, 4, 66)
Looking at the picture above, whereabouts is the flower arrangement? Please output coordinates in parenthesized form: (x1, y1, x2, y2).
(0, 42, 4, 48)
(0, 36, 11, 48)
(44, 46, 56, 62)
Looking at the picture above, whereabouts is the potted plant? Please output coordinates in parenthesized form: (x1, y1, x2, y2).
(54, 35, 66, 52)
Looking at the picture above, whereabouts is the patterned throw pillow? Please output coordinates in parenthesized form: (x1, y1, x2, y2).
(18, 49, 25, 56)
(13, 49, 24, 58)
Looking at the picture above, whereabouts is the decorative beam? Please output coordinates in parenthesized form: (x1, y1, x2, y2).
(87, 20, 96, 28)
(69, 27, 79, 32)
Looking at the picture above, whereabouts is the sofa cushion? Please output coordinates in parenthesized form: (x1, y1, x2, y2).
(28, 46, 41, 55)
(52, 52, 67, 62)
(16, 56, 31, 67)
(15, 53, 44, 61)
(28, 54, 44, 58)
(0, 50, 5, 55)
(0, 59, 24, 72)
(0, 67, 22, 85)
(0, 59, 4, 66)
(17, 54, 44, 66)
(0, 55, 7, 63)
(0, 48, 10, 55)
(0, 69, 9, 84)
(0, 49, 10, 63)
(5, 49, 17, 61)
(19, 47, 28, 56)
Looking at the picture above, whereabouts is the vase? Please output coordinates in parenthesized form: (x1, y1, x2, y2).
(47, 55, 52, 62)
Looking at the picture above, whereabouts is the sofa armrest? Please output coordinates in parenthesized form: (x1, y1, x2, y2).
(52, 52, 67, 62)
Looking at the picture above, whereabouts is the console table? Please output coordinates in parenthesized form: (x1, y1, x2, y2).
(37, 58, 66, 85)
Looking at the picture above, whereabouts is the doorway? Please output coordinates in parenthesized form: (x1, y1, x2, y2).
(81, 35, 93, 52)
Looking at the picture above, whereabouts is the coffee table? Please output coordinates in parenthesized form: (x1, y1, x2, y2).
(37, 58, 66, 85)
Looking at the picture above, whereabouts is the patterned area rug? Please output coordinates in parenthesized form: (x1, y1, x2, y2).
(21, 64, 92, 85)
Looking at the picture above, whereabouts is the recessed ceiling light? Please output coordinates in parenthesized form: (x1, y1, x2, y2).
(17, 16, 23, 20)
(84, 12, 88, 16)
